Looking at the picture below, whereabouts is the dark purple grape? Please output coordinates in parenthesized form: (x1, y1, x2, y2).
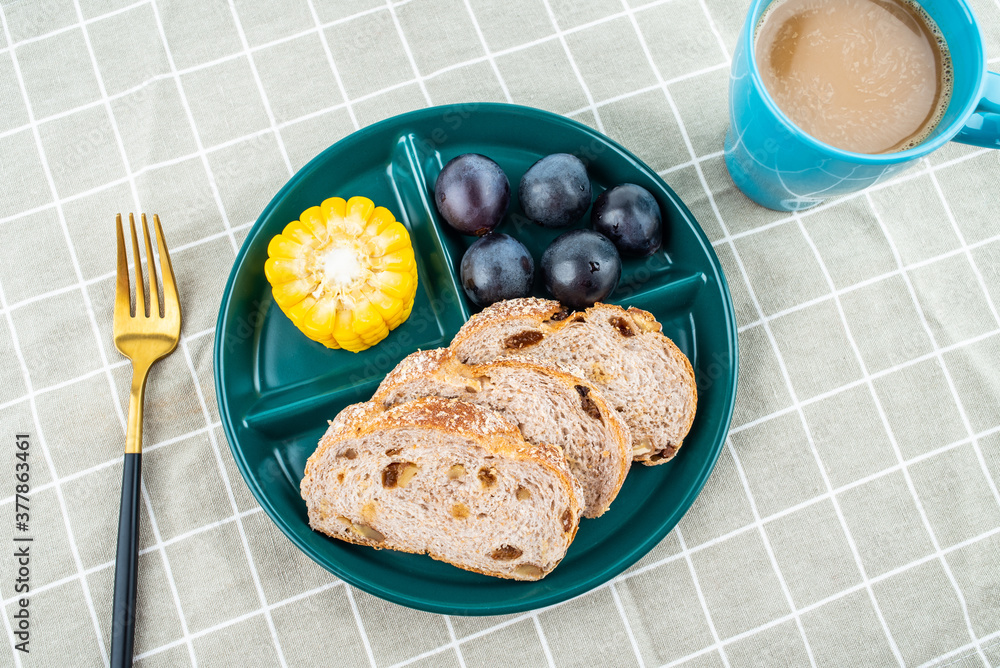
(591, 184, 662, 257)
(435, 154, 510, 236)
(519, 153, 592, 228)
(460, 233, 534, 307)
(541, 230, 621, 309)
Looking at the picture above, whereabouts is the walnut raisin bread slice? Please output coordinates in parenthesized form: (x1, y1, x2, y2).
(373, 348, 631, 518)
(300, 397, 583, 580)
(449, 298, 697, 464)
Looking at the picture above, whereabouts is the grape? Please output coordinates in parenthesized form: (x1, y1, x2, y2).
(541, 230, 621, 309)
(519, 153, 591, 228)
(434, 154, 510, 235)
(460, 233, 534, 307)
(591, 184, 662, 257)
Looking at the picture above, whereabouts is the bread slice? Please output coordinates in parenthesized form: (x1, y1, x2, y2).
(373, 348, 631, 518)
(300, 396, 583, 580)
(449, 298, 697, 464)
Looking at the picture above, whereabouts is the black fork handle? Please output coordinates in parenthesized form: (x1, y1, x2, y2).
(110, 453, 141, 668)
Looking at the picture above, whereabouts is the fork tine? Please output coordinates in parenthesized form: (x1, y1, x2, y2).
(141, 214, 160, 318)
(129, 213, 146, 317)
(154, 215, 179, 317)
(115, 214, 131, 322)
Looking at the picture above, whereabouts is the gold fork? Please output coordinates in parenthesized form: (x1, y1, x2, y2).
(111, 213, 181, 668)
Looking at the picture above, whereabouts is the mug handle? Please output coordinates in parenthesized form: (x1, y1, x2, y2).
(953, 70, 1000, 148)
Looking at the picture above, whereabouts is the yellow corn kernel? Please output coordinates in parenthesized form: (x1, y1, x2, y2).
(264, 197, 418, 352)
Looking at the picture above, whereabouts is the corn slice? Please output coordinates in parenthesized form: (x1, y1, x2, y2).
(264, 197, 418, 352)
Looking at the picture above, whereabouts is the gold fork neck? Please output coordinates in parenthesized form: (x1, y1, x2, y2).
(125, 362, 152, 455)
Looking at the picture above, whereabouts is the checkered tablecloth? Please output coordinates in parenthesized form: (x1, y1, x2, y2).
(2, 0, 999, 665)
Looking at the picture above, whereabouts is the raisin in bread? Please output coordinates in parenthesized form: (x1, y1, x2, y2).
(373, 348, 631, 518)
(449, 298, 696, 464)
(300, 397, 583, 580)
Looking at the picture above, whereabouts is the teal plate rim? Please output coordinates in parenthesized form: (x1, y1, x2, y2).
(214, 102, 739, 615)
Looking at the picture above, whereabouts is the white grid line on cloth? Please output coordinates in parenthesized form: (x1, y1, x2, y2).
(925, 169, 1000, 511)
(694, 0, 730, 59)
(721, 439, 819, 667)
(442, 616, 470, 668)
(69, 0, 200, 661)
(0, 2, 136, 662)
(869, 195, 998, 664)
(637, 420, 1000, 583)
(135, 481, 197, 664)
(461, 0, 514, 104)
(674, 526, 731, 668)
(226, 0, 294, 175)
(609, 581, 647, 668)
(69, 0, 143, 212)
(660, 526, 1000, 668)
(0, 0, 413, 141)
(343, 584, 378, 668)
(0, 0, 989, 153)
(0, 319, 216, 417)
(734, 226, 1000, 337)
(385, 520, 1000, 668)
(616, 2, 817, 663)
(385, 0, 434, 105)
(147, 0, 240, 256)
(792, 212, 915, 666)
(130, 579, 347, 662)
(0, 9, 980, 235)
(0, 589, 21, 668)
(0, 361, 129, 413)
(0, 0, 150, 52)
(562, 61, 731, 119)
(532, 615, 557, 668)
(2, 506, 264, 611)
(865, 186, 1000, 660)
(726, 327, 1000, 440)
(922, 634, 1000, 668)
(87, 480, 1000, 667)
(0, 423, 221, 512)
(178, 331, 289, 666)
(657, 149, 725, 177)
(0, 221, 255, 323)
(709, 147, 993, 252)
(539, 0, 606, 133)
(0, 278, 106, 668)
(0, 0, 676, 147)
(302, 0, 361, 130)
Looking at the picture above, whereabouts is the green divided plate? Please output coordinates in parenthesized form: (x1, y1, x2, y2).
(214, 103, 738, 615)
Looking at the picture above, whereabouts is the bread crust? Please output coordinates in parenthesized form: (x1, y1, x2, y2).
(373, 349, 632, 517)
(301, 397, 583, 580)
(450, 298, 697, 464)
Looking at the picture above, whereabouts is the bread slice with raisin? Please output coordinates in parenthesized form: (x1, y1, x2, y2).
(300, 396, 583, 580)
(373, 348, 631, 518)
(449, 298, 697, 464)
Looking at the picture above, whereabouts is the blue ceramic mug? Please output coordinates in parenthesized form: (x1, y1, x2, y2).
(725, 0, 1000, 212)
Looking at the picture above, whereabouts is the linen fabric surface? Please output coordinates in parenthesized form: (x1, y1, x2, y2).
(1, 0, 999, 666)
